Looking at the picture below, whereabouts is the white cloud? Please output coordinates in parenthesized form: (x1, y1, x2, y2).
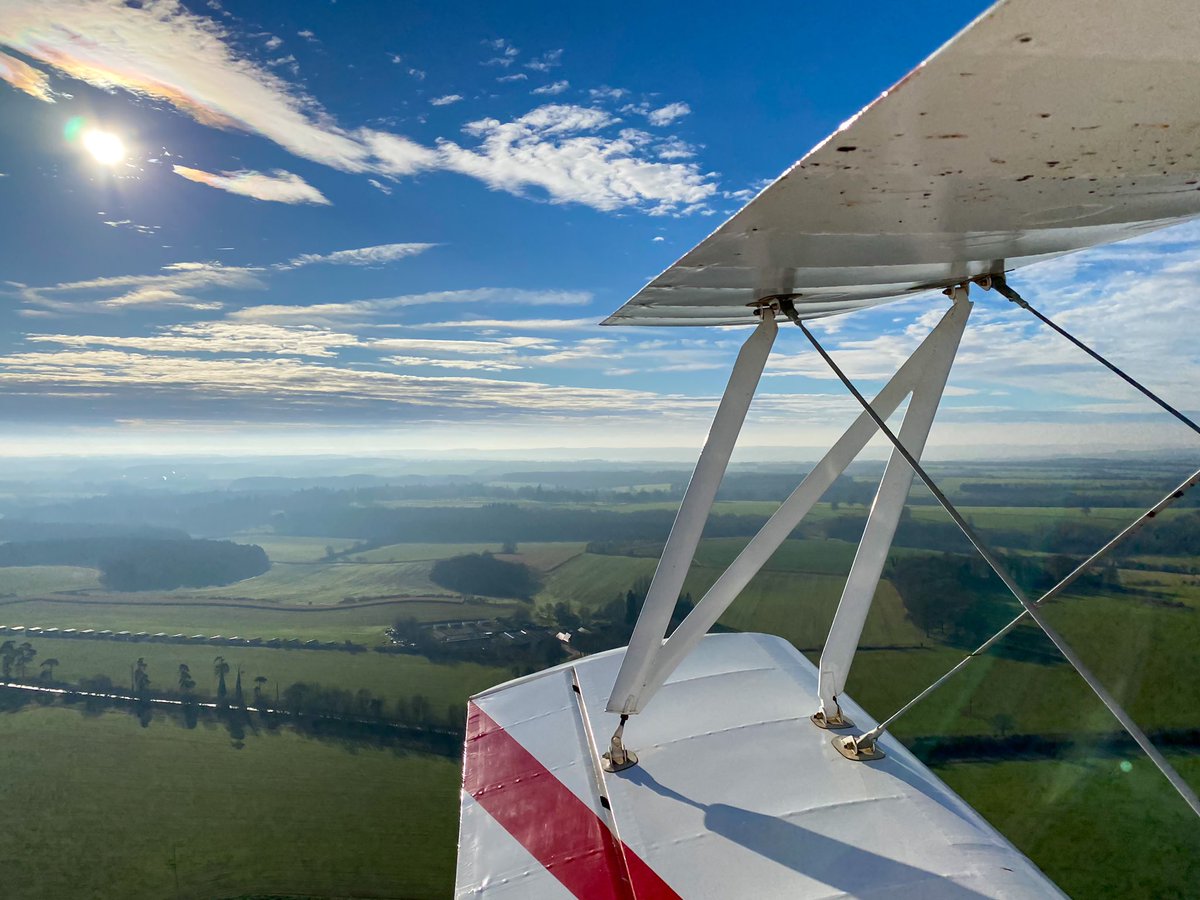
(497, 73, 527, 83)
(20, 261, 264, 312)
(481, 37, 519, 67)
(27, 322, 360, 358)
(408, 67, 426, 80)
(440, 104, 716, 214)
(532, 80, 569, 96)
(231, 288, 594, 324)
(0, 347, 666, 418)
(382, 355, 524, 372)
(263, 35, 282, 51)
(408, 317, 599, 332)
(285, 242, 436, 268)
(430, 94, 463, 106)
(172, 165, 330, 205)
(387, 53, 402, 64)
(367, 178, 392, 195)
(658, 138, 697, 160)
(647, 101, 690, 126)
(359, 129, 439, 176)
(525, 49, 562, 72)
(369, 336, 555, 355)
(589, 86, 628, 101)
(0, 2, 717, 215)
(0, 49, 53, 100)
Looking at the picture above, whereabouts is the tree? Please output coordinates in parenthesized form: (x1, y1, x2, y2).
(39, 658, 59, 682)
(213, 656, 230, 700)
(178, 664, 196, 694)
(13, 642, 35, 680)
(0, 640, 15, 680)
(133, 657, 150, 695)
(991, 712, 1016, 739)
(253, 675, 268, 706)
(234, 667, 244, 706)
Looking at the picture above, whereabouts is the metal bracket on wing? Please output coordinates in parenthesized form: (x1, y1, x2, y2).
(604, 289, 972, 764)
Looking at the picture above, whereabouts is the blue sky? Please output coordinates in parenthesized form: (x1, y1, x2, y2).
(1, 0, 1198, 459)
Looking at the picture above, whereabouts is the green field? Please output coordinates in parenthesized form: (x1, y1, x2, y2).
(350, 541, 503, 563)
(0, 597, 509, 645)
(11, 636, 511, 710)
(0, 565, 102, 595)
(535, 544, 924, 650)
(180, 559, 447, 605)
(223, 534, 362, 563)
(0, 705, 461, 899)
(937, 755, 1200, 898)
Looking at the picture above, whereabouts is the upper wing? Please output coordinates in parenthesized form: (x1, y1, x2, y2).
(605, 0, 1200, 326)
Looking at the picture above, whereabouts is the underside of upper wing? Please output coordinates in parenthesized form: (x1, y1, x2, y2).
(606, 0, 1200, 326)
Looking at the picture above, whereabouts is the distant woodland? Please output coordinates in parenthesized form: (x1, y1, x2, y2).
(0, 537, 268, 591)
(429, 553, 540, 600)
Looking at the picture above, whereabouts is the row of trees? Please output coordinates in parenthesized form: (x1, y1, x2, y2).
(0, 640, 57, 681)
(2, 643, 463, 736)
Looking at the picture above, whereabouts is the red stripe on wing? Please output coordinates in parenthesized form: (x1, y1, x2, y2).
(464, 701, 680, 900)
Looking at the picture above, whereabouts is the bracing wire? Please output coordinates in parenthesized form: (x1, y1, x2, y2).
(784, 297, 1200, 819)
(994, 274, 1200, 438)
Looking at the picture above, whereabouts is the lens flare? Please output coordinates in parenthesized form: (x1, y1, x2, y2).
(82, 129, 125, 165)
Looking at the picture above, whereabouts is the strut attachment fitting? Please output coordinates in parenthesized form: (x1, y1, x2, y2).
(811, 698, 855, 731)
(832, 731, 886, 762)
(603, 714, 638, 772)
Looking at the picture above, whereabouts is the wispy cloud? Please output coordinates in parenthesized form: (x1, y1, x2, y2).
(0, 348, 666, 421)
(532, 80, 569, 96)
(27, 322, 361, 358)
(172, 165, 330, 205)
(0, 49, 52, 100)
(525, 49, 563, 72)
(430, 94, 463, 106)
(497, 73, 527, 83)
(481, 37, 520, 67)
(0, 2, 717, 214)
(285, 242, 436, 268)
(231, 288, 593, 324)
(647, 102, 690, 126)
(20, 262, 264, 313)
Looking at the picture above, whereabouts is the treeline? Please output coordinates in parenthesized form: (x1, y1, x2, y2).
(953, 481, 1200, 509)
(888, 551, 1119, 647)
(816, 510, 1200, 559)
(0, 645, 466, 753)
(276, 502, 770, 545)
(0, 538, 269, 590)
(429, 552, 540, 600)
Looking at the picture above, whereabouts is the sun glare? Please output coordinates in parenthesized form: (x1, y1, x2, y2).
(82, 129, 126, 165)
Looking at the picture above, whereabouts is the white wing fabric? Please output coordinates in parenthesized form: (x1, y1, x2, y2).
(606, 0, 1200, 326)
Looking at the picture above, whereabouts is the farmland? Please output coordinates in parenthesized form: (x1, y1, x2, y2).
(0, 705, 461, 900)
(0, 456, 1197, 897)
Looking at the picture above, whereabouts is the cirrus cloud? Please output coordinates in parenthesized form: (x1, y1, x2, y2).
(172, 165, 330, 205)
(0, 1, 716, 215)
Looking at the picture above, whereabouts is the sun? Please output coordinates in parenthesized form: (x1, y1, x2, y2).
(81, 129, 126, 166)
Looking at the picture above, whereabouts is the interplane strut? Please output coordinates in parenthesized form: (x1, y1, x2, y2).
(607, 290, 971, 718)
